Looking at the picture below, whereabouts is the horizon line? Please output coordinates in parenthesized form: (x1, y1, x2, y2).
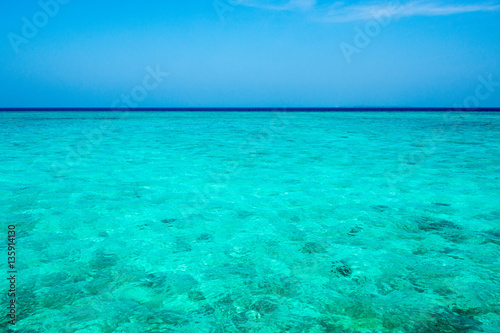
(1, 107, 500, 112)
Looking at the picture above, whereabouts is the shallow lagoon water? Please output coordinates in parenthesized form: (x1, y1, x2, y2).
(1, 111, 500, 332)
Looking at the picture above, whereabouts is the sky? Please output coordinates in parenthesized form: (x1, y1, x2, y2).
(0, 0, 499, 108)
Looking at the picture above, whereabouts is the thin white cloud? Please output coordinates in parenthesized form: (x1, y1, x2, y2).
(319, 1, 500, 22)
(237, 0, 500, 22)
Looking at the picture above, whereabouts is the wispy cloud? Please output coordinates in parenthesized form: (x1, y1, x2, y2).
(319, 1, 500, 23)
(237, 1, 500, 22)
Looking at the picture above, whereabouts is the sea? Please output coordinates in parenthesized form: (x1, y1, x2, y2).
(1, 111, 499, 332)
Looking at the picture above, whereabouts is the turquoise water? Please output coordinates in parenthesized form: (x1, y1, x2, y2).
(1, 111, 500, 332)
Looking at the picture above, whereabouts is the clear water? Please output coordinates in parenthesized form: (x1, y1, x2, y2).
(1, 111, 499, 332)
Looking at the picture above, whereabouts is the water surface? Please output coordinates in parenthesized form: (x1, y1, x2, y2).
(1, 111, 499, 332)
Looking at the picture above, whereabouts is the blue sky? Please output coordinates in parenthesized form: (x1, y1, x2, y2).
(1, 0, 499, 107)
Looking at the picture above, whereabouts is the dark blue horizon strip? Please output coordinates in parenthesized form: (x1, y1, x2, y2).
(0, 107, 500, 112)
